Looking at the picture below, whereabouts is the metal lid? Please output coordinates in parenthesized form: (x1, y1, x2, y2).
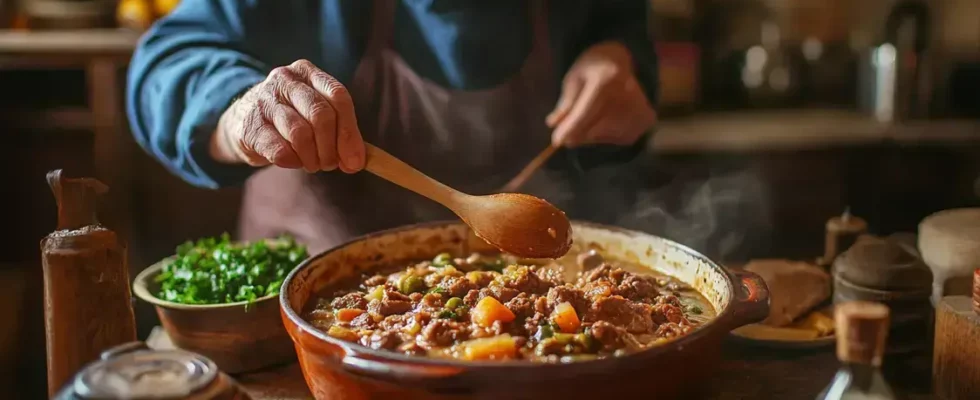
(73, 343, 217, 400)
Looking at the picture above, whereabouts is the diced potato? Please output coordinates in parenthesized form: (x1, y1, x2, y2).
(326, 326, 360, 342)
(471, 297, 516, 328)
(335, 308, 364, 322)
(551, 302, 581, 333)
(460, 334, 518, 360)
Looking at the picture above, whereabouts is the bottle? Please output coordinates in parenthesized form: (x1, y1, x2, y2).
(41, 170, 137, 397)
(816, 301, 896, 400)
(53, 341, 252, 400)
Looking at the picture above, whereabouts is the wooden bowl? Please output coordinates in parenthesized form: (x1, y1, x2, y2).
(132, 258, 296, 374)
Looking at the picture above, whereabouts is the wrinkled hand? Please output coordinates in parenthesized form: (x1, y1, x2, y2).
(547, 41, 657, 147)
(210, 59, 366, 173)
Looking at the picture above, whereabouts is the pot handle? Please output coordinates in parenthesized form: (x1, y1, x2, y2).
(727, 269, 770, 328)
(342, 353, 464, 384)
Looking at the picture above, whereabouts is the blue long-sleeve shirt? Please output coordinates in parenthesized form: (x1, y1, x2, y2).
(127, 0, 658, 189)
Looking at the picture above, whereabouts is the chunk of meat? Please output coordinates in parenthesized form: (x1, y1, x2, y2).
(490, 285, 520, 303)
(535, 266, 565, 287)
(462, 287, 517, 307)
(420, 320, 470, 348)
(580, 280, 615, 301)
(655, 322, 693, 338)
(546, 285, 589, 315)
(463, 289, 482, 307)
(504, 294, 536, 321)
(523, 312, 547, 338)
(652, 303, 687, 325)
(500, 266, 552, 295)
(331, 292, 368, 310)
(438, 276, 478, 298)
(590, 321, 642, 351)
(580, 264, 625, 284)
(465, 271, 497, 288)
(585, 295, 654, 334)
(348, 312, 377, 330)
(615, 274, 659, 301)
(367, 284, 413, 316)
(363, 275, 388, 287)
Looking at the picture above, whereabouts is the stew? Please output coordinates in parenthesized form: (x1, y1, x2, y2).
(304, 251, 714, 362)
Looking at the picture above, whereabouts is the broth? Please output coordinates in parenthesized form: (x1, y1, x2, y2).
(304, 251, 715, 362)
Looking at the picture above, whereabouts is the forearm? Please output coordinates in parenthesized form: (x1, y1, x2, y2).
(127, 45, 264, 188)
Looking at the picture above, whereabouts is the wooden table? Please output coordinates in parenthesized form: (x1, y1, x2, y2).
(148, 328, 935, 400)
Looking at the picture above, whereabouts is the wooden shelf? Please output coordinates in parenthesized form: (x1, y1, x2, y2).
(652, 110, 980, 153)
(1, 107, 93, 131)
(0, 29, 139, 54)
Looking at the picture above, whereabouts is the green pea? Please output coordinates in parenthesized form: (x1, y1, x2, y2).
(445, 297, 463, 310)
(433, 252, 453, 266)
(398, 275, 426, 294)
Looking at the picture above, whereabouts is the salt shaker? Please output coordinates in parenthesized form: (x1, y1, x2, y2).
(918, 208, 980, 306)
(41, 170, 137, 397)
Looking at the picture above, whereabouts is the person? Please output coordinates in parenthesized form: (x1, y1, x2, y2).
(127, 0, 659, 253)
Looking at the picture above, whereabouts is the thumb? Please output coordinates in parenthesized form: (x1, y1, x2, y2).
(546, 77, 583, 128)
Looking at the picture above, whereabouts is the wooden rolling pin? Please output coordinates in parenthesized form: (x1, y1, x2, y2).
(933, 269, 980, 400)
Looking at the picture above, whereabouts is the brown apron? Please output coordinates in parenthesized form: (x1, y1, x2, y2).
(239, 0, 559, 254)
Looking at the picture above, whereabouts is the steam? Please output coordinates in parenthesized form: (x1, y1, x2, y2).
(523, 154, 773, 263)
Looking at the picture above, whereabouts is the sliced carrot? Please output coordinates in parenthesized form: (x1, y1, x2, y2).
(335, 308, 365, 322)
(551, 301, 581, 333)
(471, 297, 516, 328)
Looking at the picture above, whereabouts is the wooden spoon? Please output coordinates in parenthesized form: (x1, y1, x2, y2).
(499, 144, 559, 193)
(364, 144, 572, 259)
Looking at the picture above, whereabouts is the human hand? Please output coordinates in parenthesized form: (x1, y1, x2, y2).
(546, 41, 656, 147)
(210, 59, 366, 173)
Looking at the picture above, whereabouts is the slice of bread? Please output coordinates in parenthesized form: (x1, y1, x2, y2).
(744, 259, 831, 327)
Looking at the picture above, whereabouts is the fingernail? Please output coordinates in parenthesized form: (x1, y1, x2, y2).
(347, 149, 364, 171)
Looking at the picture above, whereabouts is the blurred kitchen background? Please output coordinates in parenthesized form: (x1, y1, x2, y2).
(1, 0, 978, 398)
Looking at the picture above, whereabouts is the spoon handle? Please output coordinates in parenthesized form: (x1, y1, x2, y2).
(499, 145, 558, 193)
(364, 143, 462, 206)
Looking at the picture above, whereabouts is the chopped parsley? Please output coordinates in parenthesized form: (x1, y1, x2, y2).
(155, 233, 307, 306)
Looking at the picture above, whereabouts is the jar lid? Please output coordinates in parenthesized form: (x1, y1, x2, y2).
(833, 235, 932, 291)
(72, 343, 217, 400)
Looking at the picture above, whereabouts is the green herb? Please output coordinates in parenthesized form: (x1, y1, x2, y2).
(535, 323, 556, 341)
(437, 310, 458, 319)
(683, 302, 703, 315)
(427, 286, 447, 295)
(155, 233, 307, 306)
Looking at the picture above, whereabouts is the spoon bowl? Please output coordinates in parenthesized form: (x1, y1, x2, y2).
(363, 144, 573, 259)
(456, 192, 572, 259)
